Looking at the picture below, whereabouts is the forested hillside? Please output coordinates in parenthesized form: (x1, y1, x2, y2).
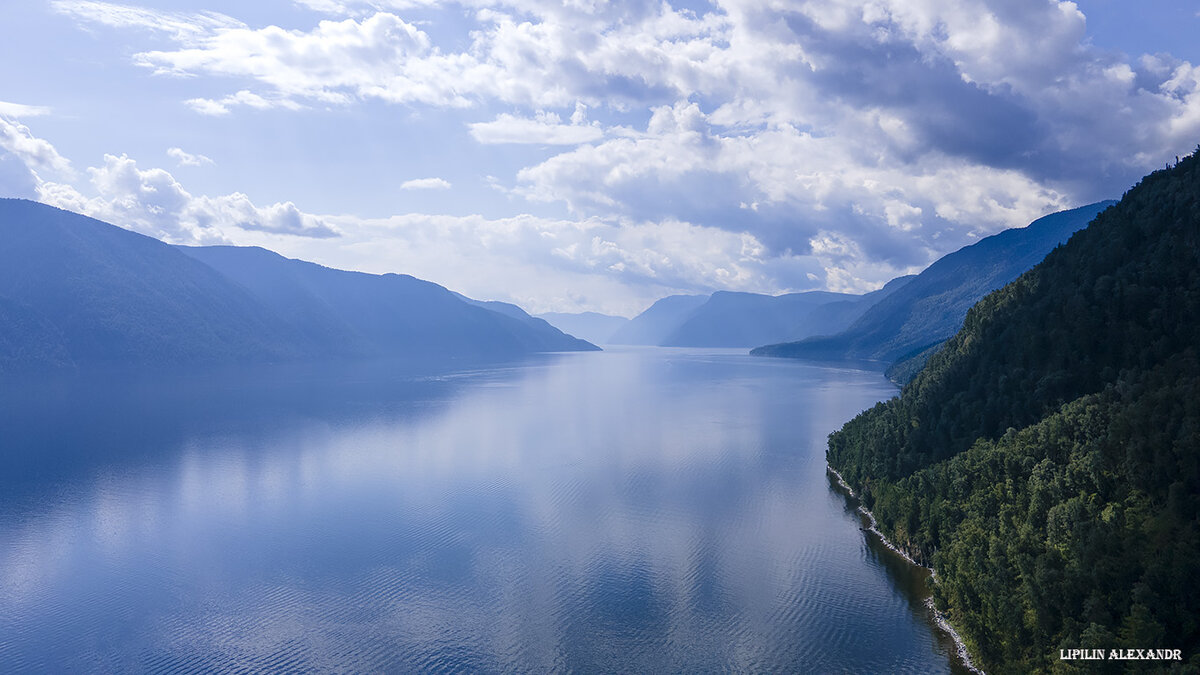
(827, 153, 1200, 673)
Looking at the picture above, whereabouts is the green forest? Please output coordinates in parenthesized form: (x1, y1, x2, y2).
(828, 151, 1200, 673)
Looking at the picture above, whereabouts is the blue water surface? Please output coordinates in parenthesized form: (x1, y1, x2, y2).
(0, 347, 967, 673)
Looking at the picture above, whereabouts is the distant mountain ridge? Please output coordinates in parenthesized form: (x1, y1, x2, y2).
(661, 290, 854, 348)
(608, 278, 913, 348)
(608, 294, 707, 345)
(751, 201, 1116, 363)
(0, 199, 307, 370)
(450, 293, 597, 351)
(669, 279, 916, 348)
(0, 199, 595, 371)
(537, 311, 630, 345)
(180, 246, 598, 358)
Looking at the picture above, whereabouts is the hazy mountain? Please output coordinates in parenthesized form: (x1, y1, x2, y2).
(662, 279, 916, 348)
(179, 246, 599, 356)
(0, 199, 308, 370)
(798, 275, 917, 339)
(608, 294, 709, 345)
(537, 311, 630, 345)
(451, 293, 600, 351)
(752, 201, 1116, 363)
(607, 279, 913, 348)
(0, 199, 596, 371)
(659, 291, 852, 348)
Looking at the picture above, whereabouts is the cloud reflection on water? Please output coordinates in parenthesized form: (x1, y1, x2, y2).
(0, 349, 961, 672)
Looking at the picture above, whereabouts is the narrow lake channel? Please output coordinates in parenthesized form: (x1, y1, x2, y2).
(0, 347, 970, 672)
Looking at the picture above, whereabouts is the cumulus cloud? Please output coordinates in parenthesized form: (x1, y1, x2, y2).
(2, 120, 337, 243)
(0, 154, 40, 200)
(72, 0, 1200, 194)
(136, 13, 450, 108)
(507, 100, 1073, 287)
(43, 0, 1200, 305)
(93, 1, 1197, 168)
(775, 0, 1200, 186)
(400, 177, 451, 190)
(39, 154, 340, 243)
(110, 3, 725, 111)
(469, 109, 604, 145)
(5, 117, 831, 314)
(167, 147, 214, 166)
(0, 116, 73, 176)
(245, 211, 830, 316)
(0, 115, 74, 197)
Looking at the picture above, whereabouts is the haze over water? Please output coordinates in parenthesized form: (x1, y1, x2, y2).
(0, 348, 966, 672)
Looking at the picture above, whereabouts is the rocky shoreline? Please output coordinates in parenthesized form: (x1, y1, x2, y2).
(826, 464, 985, 675)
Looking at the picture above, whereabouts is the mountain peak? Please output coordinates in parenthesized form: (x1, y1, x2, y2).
(752, 200, 1114, 363)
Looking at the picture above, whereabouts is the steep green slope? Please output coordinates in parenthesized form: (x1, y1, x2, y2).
(827, 154, 1200, 673)
(753, 201, 1114, 363)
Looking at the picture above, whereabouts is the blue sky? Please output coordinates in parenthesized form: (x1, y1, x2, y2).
(1, 0, 1198, 316)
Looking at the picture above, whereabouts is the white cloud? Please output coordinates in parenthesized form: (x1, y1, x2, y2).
(184, 90, 309, 116)
(241, 211, 827, 316)
(136, 13, 450, 109)
(115, 4, 727, 112)
(468, 110, 604, 145)
(182, 97, 231, 117)
(0, 101, 52, 118)
(39, 154, 339, 243)
(167, 147, 214, 167)
(0, 123, 340, 244)
(75, 0, 1200, 192)
(50, 0, 244, 43)
(2, 118, 810, 315)
(400, 177, 451, 190)
(36, 0, 1200, 310)
(0, 115, 74, 178)
(510, 99, 1071, 287)
(292, 0, 435, 14)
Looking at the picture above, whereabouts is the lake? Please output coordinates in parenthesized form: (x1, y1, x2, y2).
(0, 347, 968, 673)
